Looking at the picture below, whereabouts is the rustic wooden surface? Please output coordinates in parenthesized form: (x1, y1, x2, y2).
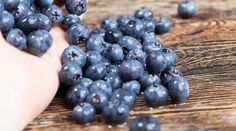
(25, 0, 236, 130)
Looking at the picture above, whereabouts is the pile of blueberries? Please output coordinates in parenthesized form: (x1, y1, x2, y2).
(0, 0, 197, 130)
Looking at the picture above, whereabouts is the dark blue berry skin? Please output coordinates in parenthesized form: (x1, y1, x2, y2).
(119, 60, 144, 81)
(161, 48, 177, 67)
(144, 83, 169, 107)
(126, 49, 147, 65)
(0, 0, 4, 14)
(104, 44, 124, 62)
(134, 6, 153, 19)
(161, 66, 183, 87)
(78, 78, 93, 88)
(106, 64, 119, 74)
(12, 0, 31, 21)
(17, 13, 52, 34)
(0, 11, 15, 34)
(130, 114, 160, 131)
(27, 30, 52, 56)
(143, 18, 156, 32)
(59, 62, 83, 86)
(143, 40, 163, 54)
(118, 36, 142, 53)
(67, 22, 90, 45)
(104, 29, 123, 43)
(43, 5, 64, 24)
(90, 28, 106, 38)
(65, 0, 88, 16)
(142, 31, 157, 43)
(36, 0, 53, 8)
(88, 80, 112, 98)
(139, 72, 161, 91)
(117, 15, 136, 27)
(62, 14, 81, 30)
(85, 50, 103, 66)
(72, 102, 95, 124)
(85, 62, 108, 81)
(168, 76, 189, 103)
(2, 0, 19, 11)
(62, 45, 86, 67)
(146, 51, 167, 74)
(86, 90, 108, 112)
(122, 80, 141, 95)
(155, 18, 172, 35)
(120, 19, 145, 38)
(102, 98, 129, 124)
(6, 28, 27, 50)
(178, 0, 197, 19)
(105, 72, 123, 91)
(110, 88, 137, 109)
(66, 85, 89, 107)
(101, 18, 118, 30)
(86, 34, 105, 53)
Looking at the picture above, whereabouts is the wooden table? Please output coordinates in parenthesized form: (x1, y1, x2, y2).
(25, 0, 236, 130)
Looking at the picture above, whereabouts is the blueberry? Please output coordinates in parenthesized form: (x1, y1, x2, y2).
(12, 0, 31, 20)
(143, 40, 163, 53)
(105, 72, 123, 91)
(126, 49, 147, 65)
(67, 22, 90, 45)
(72, 102, 95, 124)
(142, 18, 156, 32)
(106, 64, 119, 74)
(62, 45, 86, 67)
(86, 90, 108, 112)
(161, 48, 177, 67)
(119, 60, 144, 81)
(43, 5, 64, 24)
(6, 28, 27, 50)
(0, 11, 15, 34)
(88, 80, 112, 98)
(155, 17, 172, 35)
(85, 62, 108, 81)
(142, 31, 157, 43)
(110, 88, 136, 109)
(134, 6, 153, 19)
(122, 80, 141, 95)
(144, 83, 169, 107)
(160, 66, 183, 87)
(2, 0, 20, 11)
(0, 0, 4, 14)
(17, 13, 52, 34)
(86, 34, 105, 53)
(168, 76, 189, 103)
(104, 44, 124, 62)
(77, 78, 93, 88)
(146, 50, 167, 74)
(130, 114, 160, 131)
(62, 14, 81, 30)
(101, 18, 118, 30)
(118, 36, 142, 53)
(139, 72, 161, 91)
(59, 62, 83, 86)
(66, 85, 89, 107)
(27, 30, 52, 56)
(120, 19, 145, 38)
(104, 29, 123, 43)
(85, 50, 103, 66)
(117, 15, 136, 27)
(102, 98, 129, 124)
(178, 0, 197, 19)
(90, 28, 106, 38)
(36, 0, 53, 8)
(65, 0, 88, 16)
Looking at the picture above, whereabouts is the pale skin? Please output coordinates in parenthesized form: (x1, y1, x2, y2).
(0, 26, 69, 130)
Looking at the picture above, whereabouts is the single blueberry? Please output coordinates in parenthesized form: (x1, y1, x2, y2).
(86, 34, 105, 53)
(118, 36, 142, 53)
(6, 28, 27, 50)
(178, 0, 197, 19)
(106, 64, 120, 74)
(134, 6, 154, 19)
(101, 18, 118, 30)
(65, 0, 88, 16)
(2, 0, 20, 11)
(86, 90, 108, 112)
(104, 44, 124, 62)
(142, 18, 156, 32)
(122, 80, 141, 95)
(90, 28, 106, 38)
(126, 49, 147, 65)
(43, 4, 64, 24)
(160, 66, 183, 87)
(130, 114, 160, 131)
(155, 17, 172, 35)
(66, 85, 89, 107)
(117, 15, 136, 27)
(12, 0, 31, 20)
(77, 78, 93, 88)
(62, 14, 81, 30)
(36, 0, 53, 8)
(105, 72, 123, 91)
(143, 40, 163, 53)
(88, 80, 112, 98)
(146, 50, 167, 74)
(120, 19, 145, 38)
(104, 29, 123, 43)
(85, 50, 103, 66)
(72, 102, 95, 124)
(85, 62, 108, 81)
(139, 72, 161, 91)
(0, 11, 15, 34)
(161, 48, 177, 67)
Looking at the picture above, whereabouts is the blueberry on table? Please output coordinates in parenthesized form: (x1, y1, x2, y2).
(77, 78, 93, 88)
(119, 60, 144, 81)
(104, 44, 124, 62)
(86, 90, 108, 112)
(122, 80, 141, 95)
(144, 83, 169, 107)
(130, 114, 160, 131)
(62, 45, 87, 67)
(102, 98, 129, 124)
(105, 72, 123, 91)
(142, 18, 156, 32)
(2, 0, 20, 11)
(161, 48, 177, 68)
(62, 14, 81, 30)
(66, 85, 89, 107)
(0, 11, 15, 34)
(36, 0, 53, 8)
(168, 76, 190, 103)
(85, 62, 108, 81)
(27, 30, 53, 56)
(88, 80, 112, 98)
(85, 50, 103, 66)
(142, 31, 157, 43)
(118, 36, 142, 53)
(90, 28, 106, 38)
(178, 0, 197, 19)
(43, 4, 64, 24)
(143, 40, 163, 53)
(120, 19, 145, 38)
(146, 50, 167, 74)
(155, 17, 172, 35)
(104, 29, 123, 43)
(101, 18, 118, 30)
(134, 6, 154, 19)
(72, 102, 95, 124)
(65, 0, 88, 16)
(139, 72, 161, 91)
(86, 34, 105, 53)
(6, 28, 27, 50)
(161, 66, 184, 87)
(117, 15, 136, 27)
(67, 22, 90, 45)
(126, 49, 147, 65)
(59, 62, 83, 86)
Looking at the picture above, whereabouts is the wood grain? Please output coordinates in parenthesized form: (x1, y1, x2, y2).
(25, 0, 236, 130)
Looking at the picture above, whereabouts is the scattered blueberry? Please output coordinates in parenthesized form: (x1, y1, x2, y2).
(90, 28, 106, 38)
(126, 49, 147, 65)
(155, 17, 172, 35)
(161, 66, 184, 87)
(0, 11, 15, 34)
(104, 44, 124, 62)
(105, 72, 123, 91)
(104, 28, 123, 43)
(85, 50, 103, 66)
(146, 50, 167, 74)
(143, 18, 156, 32)
(12, 0, 31, 20)
(101, 18, 118, 30)
(72, 102, 95, 124)
(139, 72, 161, 91)
(117, 15, 136, 27)
(85, 62, 108, 81)
(134, 6, 153, 19)
(106, 64, 119, 74)
(86, 90, 108, 112)
(6, 28, 27, 50)
(143, 40, 163, 53)
(77, 78, 93, 88)
(43, 4, 64, 24)
(88, 80, 112, 98)
(178, 0, 197, 19)
(130, 114, 160, 131)
(65, 0, 88, 16)
(118, 36, 142, 53)
(142, 31, 157, 43)
(66, 85, 89, 107)
(62, 14, 81, 30)
(161, 48, 177, 67)
(86, 34, 105, 53)
(120, 19, 145, 38)
(122, 80, 141, 95)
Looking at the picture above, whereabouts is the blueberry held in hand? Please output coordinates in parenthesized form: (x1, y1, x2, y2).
(6, 28, 27, 50)
(0, 11, 15, 34)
